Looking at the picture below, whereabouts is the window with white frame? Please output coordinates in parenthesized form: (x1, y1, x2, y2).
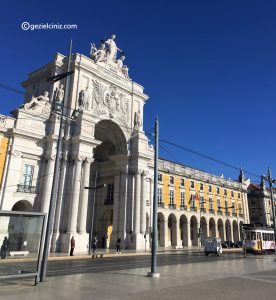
(191, 195, 195, 207)
(180, 178, 185, 187)
(217, 199, 221, 210)
(209, 197, 213, 210)
(21, 164, 34, 187)
(157, 188, 162, 204)
(170, 176, 174, 184)
(180, 192, 185, 206)
(191, 181, 194, 189)
(158, 173, 162, 182)
(200, 196, 205, 207)
(208, 185, 212, 193)
(169, 190, 174, 205)
(217, 187, 220, 194)
(200, 183, 203, 191)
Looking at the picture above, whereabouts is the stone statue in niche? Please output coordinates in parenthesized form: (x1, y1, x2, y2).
(78, 87, 91, 111)
(105, 85, 120, 111)
(24, 91, 50, 110)
(134, 110, 142, 128)
(54, 84, 64, 103)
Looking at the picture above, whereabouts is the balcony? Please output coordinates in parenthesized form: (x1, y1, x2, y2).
(239, 213, 244, 217)
(158, 202, 164, 208)
(200, 207, 206, 213)
(17, 184, 36, 194)
(190, 206, 197, 212)
(217, 210, 223, 215)
(180, 205, 187, 210)
(169, 204, 176, 209)
(104, 198, 114, 205)
(209, 209, 214, 214)
(232, 212, 237, 217)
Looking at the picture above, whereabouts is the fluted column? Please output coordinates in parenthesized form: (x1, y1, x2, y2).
(68, 156, 83, 233)
(126, 170, 135, 234)
(78, 157, 93, 233)
(134, 170, 141, 234)
(140, 171, 147, 234)
(118, 168, 128, 237)
(41, 154, 56, 213)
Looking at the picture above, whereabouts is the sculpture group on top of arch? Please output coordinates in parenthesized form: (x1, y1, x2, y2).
(90, 34, 129, 79)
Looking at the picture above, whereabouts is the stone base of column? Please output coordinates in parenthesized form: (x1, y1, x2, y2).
(60, 232, 89, 254)
(50, 232, 61, 252)
(131, 233, 145, 250)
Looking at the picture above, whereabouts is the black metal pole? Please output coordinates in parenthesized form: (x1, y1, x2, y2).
(40, 40, 73, 282)
(148, 117, 159, 277)
(267, 167, 276, 255)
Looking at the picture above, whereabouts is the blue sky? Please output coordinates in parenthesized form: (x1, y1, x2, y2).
(0, 0, 275, 182)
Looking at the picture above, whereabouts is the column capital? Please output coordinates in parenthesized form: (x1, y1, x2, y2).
(45, 153, 56, 161)
(71, 154, 85, 163)
(84, 157, 94, 164)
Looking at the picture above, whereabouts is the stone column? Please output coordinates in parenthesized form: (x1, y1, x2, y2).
(140, 171, 147, 234)
(176, 220, 183, 247)
(68, 156, 83, 233)
(41, 154, 56, 213)
(134, 170, 141, 235)
(126, 171, 135, 234)
(78, 158, 93, 233)
(118, 168, 128, 238)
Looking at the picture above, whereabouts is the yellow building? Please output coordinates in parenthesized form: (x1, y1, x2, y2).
(157, 159, 250, 248)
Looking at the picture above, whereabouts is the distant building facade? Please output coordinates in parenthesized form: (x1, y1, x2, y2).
(0, 36, 250, 253)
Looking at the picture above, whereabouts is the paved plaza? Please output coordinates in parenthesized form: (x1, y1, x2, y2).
(0, 255, 276, 300)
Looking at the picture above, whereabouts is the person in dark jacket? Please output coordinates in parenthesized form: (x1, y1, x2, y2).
(92, 236, 97, 254)
(116, 237, 121, 254)
(70, 236, 75, 256)
(1, 237, 8, 259)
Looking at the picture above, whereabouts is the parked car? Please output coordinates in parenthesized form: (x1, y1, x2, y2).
(222, 242, 229, 248)
(233, 241, 243, 248)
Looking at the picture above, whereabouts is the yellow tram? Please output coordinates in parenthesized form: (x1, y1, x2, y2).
(243, 225, 275, 253)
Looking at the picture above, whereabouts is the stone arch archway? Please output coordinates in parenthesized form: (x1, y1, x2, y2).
(180, 214, 188, 246)
(190, 215, 198, 246)
(158, 212, 165, 247)
(209, 218, 216, 237)
(98, 209, 113, 249)
(92, 119, 128, 249)
(168, 213, 177, 247)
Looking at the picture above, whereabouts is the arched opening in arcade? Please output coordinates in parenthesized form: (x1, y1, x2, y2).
(209, 218, 216, 237)
(217, 219, 224, 241)
(180, 214, 188, 247)
(190, 215, 198, 246)
(157, 212, 165, 247)
(91, 120, 128, 249)
(200, 216, 208, 243)
(233, 220, 239, 242)
(168, 213, 177, 247)
(225, 219, 232, 242)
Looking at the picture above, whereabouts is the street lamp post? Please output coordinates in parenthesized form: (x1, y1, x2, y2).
(148, 117, 160, 278)
(262, 167, 276, 256)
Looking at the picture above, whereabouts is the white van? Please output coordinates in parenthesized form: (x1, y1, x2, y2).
(204, 237, 222, 256)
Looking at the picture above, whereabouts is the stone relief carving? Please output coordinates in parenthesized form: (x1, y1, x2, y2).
(90, 34, 129, 79)
(23, 90, 51, 117)
(54, 84, 64, 103)
(91, 80, 130, 127)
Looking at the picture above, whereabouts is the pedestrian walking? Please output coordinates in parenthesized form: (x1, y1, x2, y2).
(116, 237, 121, 254)
(70, 236, 75, 256)
(1, 236, 8, 259)
(92, 236, 97, 254)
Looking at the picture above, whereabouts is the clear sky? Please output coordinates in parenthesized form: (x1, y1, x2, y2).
(0, 0, 275, 182)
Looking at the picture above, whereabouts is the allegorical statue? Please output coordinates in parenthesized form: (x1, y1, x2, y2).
(105, 34, 123, 61)
(24, 91, 50, 110)
(54, 84, 64, 103)
(78, 87, 91, 111)
(134, 110, 142, 128)
(117, 55, 129, 78)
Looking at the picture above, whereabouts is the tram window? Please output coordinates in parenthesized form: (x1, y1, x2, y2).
(270, 233, 274, 241)
(251, 232, 256, 240)
(263, 233, 267, 241)
(245, 232, 250, 240)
